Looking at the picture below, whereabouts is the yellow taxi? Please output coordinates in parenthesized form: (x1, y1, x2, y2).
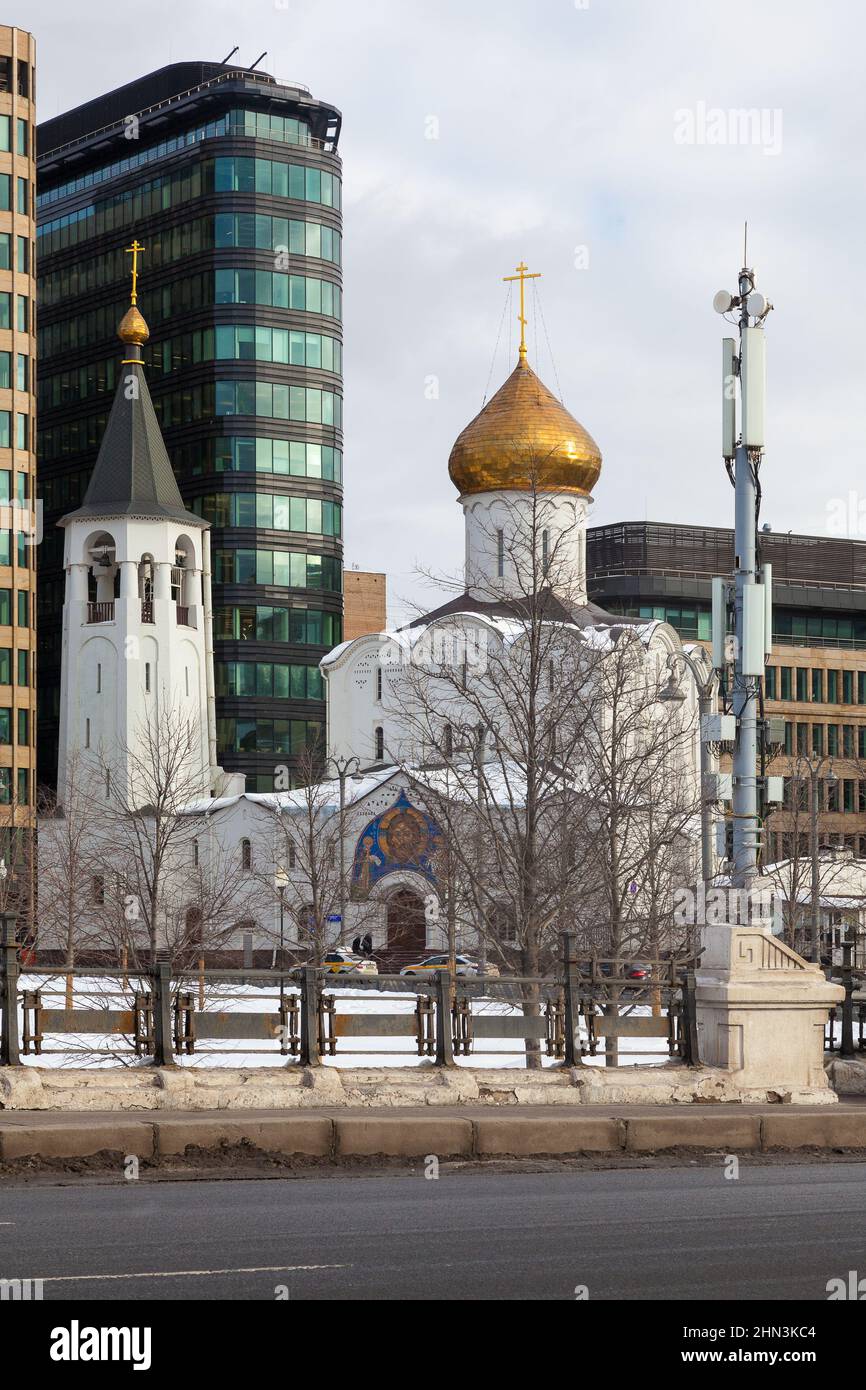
(322, 949, 378, 976)
(400, 954, 499, 978)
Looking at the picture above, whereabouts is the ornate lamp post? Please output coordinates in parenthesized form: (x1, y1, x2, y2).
(659, 650, 719, 893)
(274, 867, 289, 1003)
(446, 722, 496, 976)
(324, 755, 362, 944)
(803, 752, 837, 964)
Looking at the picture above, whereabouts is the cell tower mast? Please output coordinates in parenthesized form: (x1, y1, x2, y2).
(712, 250, 774, 890)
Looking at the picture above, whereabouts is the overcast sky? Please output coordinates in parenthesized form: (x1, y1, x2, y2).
(25, 0, 866, 622)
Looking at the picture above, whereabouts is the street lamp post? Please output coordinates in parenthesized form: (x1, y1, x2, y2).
(324, 754, 362, 946)
(447, 722, 494, 976)
(804, 753, 836, 965)
(659, 650, 719, 893)
(274, 869, 289, 1003)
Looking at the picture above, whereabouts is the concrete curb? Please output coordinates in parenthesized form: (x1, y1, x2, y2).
(3, 1108, 866, 1163)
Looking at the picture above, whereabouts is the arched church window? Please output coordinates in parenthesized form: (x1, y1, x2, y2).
(374, 726, 384, 761)
(542, 529, 550, 576)
(241, 838, 252, 872)
(376, 666, 382, 702)
(139, 559, 154, 602)
(443, 723, 453, 758)
(192, 838, 199, 867)
(496, 529, 504, 578)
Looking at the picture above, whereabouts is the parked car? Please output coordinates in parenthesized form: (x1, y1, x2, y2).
(625, 963, 652, 980)
(322, 950, 378, 976)
(578, 960, 652, 980)
(400, 954, 499, 978)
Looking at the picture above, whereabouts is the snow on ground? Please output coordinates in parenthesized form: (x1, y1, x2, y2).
(14, 972, 681, 1070)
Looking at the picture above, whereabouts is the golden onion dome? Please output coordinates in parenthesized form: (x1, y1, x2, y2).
(118, 304, 150, 346)
(448, 355, 602, 497)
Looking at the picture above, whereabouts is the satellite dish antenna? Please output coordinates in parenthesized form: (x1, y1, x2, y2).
(713, 290, 734, 314)
(746, 292, 766, 317)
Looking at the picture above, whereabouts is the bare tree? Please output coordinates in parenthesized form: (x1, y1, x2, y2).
(385, 460, 701, 1066)
(763, 754, 860, 957)
(92, 705, 256, 971)
(0, 792, 34, 912)
(36, 751, 104, 1005)
(258, 746, 377, 967)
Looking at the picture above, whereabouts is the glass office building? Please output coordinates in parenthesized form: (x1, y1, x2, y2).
(37, 62, 343, 789)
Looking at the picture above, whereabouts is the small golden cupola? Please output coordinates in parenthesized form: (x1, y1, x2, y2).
(118, 304, 150, 346)
(448, 262, 602, 497)
(117, 238, 150, 347)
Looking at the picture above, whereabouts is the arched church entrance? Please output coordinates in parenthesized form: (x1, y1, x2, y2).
(386, 887, 427, 964)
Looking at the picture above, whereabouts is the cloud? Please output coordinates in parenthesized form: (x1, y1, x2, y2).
(28, 0, 866, 623)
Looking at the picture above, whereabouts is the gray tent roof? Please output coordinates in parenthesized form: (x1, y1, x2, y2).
(60, 360, 204, 528)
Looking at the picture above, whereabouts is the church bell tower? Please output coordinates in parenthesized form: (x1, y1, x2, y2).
(55, 240, 237, 808)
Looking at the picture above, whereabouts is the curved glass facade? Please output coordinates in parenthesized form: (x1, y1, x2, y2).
(37, 68, 343, 791)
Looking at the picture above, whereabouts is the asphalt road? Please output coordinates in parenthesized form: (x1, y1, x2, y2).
(2, 1162, 866, 1300)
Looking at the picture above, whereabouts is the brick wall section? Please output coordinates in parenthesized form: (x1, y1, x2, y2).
(343, 570, 386, 640)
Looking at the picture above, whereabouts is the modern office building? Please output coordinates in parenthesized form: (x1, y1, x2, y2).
(587, 521, 866, 859)
(0, 25, 37, 864)
(36, 60, 343, 791)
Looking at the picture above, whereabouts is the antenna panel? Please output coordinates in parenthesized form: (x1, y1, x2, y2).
(741, 326, 766, 448)
(711, 576, 727, 670)
(722, 338, 736, 458)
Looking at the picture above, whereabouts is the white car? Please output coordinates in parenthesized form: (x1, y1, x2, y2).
(322, 949, 378, 976)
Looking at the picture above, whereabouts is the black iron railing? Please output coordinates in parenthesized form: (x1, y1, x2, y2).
(0, 916, 700, 1069)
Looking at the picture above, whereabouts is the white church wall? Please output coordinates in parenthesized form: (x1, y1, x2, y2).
(461, 488, 590, 601)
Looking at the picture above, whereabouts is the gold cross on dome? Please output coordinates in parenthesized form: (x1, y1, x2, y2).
(503, 260, 541, 361)
(125, 239, 145, 306)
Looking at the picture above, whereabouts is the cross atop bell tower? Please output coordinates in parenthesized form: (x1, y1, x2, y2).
(125, 238, 145, 305)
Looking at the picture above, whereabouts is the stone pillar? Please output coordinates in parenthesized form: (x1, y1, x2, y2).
(69, 564, 89, 601)
(118, 561, 138, 598)
(95, 567, 115, 603)
(186, 568, 202, 609)
(154, 562, 172, 601)
(695, 924, 844, 1103)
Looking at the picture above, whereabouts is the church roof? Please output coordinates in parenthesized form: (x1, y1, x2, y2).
(60, 356, 203, 528)
(404, 587, 628, 633)
(448, 355, 602, 498)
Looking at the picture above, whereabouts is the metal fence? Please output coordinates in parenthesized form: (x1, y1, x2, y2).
(0, 916, 700, 1069)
